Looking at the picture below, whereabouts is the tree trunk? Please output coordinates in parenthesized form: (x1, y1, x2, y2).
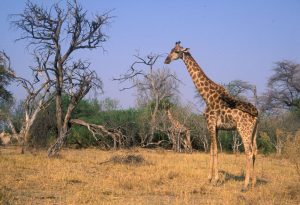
(218, 135, 223, 153)
(232, 131, 241, 154)
(149, 96, 159, 144)
(48, 102, 75, 157)
(200, 134, 209, 152)
(113, 136, 117, 150)
(169, 132, 176, 151)
(47, 127, 68, 157)
(176, 134, 180, 152)
(276, 143, 282, 156)
(7, 117, 17, 135)
(55, 70, 63, 137)
(20, 107, 41, 153)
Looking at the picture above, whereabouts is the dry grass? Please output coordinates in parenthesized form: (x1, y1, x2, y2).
(0, 146, 299, 205)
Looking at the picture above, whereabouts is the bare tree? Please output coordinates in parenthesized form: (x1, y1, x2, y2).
(0, 51, 15, 104)
(99, 97, 119, 111)
(262, 60, 300, 112)
(16, 53, 54, 152)
(114, 53, 180, 145)
(11, 0, 111, 156)
(47, 60, 102, 156)
(225, 80, 258, 106)
(0, 51, 15, 134)
(0, 50, 54, 151)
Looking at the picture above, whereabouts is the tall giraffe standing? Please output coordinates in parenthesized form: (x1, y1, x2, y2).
(166, 107, 192, 152)
(165, 42, 258, 191)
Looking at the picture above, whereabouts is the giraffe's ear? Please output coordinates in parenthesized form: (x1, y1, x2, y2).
(182, 48, 190, 53)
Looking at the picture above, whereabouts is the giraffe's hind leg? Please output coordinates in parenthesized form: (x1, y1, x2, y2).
(242, 147, 252, 192)
(237, 123, 254, 192)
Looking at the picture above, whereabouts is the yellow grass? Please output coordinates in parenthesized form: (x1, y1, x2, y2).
(0, 146, 299, 205)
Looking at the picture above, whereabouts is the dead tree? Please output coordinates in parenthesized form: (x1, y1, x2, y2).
(0, 51, 15, 103)
(11, 0, 111, 157)
(114, 53, 180, 146)
(262, 61, 300, 112)
(18, 53, 54, 151)
(1, 51, 54, 151)
(70, 119, 125, 149)
(0, 51, 15, 133)
(47, 62, 102, 156)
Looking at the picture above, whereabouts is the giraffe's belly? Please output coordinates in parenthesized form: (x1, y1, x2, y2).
(216, 117, 236, 130)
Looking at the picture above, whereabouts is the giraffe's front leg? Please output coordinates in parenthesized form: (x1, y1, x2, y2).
(212, 132, 219, 184)
(208, 142, 214, 182)
(208, 125, 219, 184)
(239, 129, 252, 191)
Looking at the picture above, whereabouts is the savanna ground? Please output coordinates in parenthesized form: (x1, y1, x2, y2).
(0, 146, 299, 205)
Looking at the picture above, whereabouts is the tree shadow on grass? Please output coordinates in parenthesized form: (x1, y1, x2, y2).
(219, 170, 268, 187)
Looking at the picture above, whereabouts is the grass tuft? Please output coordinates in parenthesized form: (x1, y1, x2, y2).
(110, 154, 145, 165)
(0, 187, 14, 205)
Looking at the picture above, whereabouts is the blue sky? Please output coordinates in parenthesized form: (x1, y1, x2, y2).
(1, 0, 299, 109)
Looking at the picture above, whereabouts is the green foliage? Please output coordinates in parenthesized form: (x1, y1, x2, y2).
(67, 98, 142, 147)
(0, 64, 13, 103)
(29, 102, 56, 147)
(290, 99, 300, 117)
(68, 125, 97, 148)
(218, 131, 235, 151)
(257, 132, 274, 155)
(24, 94, 285, 154)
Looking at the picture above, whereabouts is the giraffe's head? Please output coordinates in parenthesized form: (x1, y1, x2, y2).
(164, 41, 190, 64)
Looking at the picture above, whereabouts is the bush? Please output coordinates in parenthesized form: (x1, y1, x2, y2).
(257, 132, 274, 155)
(283, 130, 300, 178)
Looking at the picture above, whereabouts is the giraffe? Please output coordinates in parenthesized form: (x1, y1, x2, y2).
(166, 107, 192, 152)
(164, 41, 258, 191)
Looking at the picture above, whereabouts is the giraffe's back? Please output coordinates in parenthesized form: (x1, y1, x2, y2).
(220, 93, 258, 117)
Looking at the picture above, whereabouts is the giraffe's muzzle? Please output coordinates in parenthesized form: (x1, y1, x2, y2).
(164, 57, 171, 64)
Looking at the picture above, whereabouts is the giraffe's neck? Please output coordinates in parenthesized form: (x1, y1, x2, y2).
(167, 110, 176, 125)
(182, 53, 218, 105)
(167, 110, 173, 121)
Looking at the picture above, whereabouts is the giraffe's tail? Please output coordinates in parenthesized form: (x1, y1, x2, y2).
(252, 118, 258, 166)
(251, 118, 259, 187)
